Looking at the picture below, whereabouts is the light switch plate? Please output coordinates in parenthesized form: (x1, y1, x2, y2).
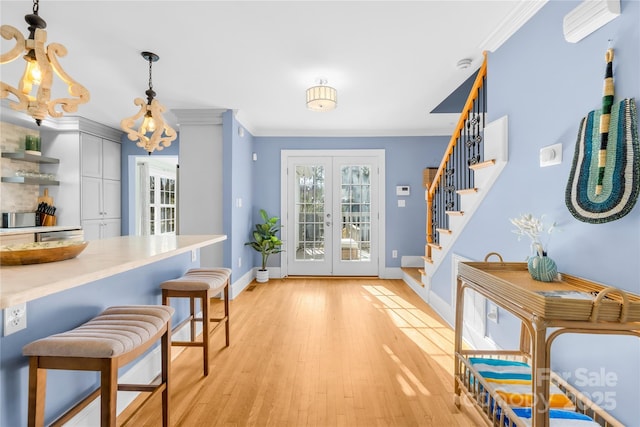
(540, 143, 562, 167)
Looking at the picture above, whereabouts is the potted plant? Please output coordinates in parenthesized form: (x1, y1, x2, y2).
(245, 209, 283, 282)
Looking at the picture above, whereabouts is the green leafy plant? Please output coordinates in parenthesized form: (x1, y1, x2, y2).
(245, 209, 284, 270)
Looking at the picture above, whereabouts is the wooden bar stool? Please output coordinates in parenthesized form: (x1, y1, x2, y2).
(160, 268, 231, 376)
(22, 305, 174, 427)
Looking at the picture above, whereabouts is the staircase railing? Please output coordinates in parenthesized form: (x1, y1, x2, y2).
(426, 52, 488, 259)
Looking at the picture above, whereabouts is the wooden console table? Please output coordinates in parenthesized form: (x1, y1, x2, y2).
(454, 260, 640, 427)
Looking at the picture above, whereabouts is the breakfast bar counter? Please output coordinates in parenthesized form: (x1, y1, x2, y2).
(0, 234, 227, 309)
(0, 233, 227, 427)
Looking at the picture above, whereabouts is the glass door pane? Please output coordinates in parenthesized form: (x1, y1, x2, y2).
(340, 165, 371, 261)
(332, 156, 378, 276)
(287, 157, 333, 275)
(295, 165, 326, 261)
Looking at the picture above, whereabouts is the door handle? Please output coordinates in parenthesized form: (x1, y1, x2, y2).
(326, 221, 331, 227)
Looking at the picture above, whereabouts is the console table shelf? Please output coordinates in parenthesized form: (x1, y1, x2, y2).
(454, 260, 640, 427)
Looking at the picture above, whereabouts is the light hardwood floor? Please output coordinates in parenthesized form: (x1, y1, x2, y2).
(121, 278, 483, 426)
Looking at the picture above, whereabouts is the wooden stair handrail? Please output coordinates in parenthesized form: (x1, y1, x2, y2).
(428, 51, 488, 197)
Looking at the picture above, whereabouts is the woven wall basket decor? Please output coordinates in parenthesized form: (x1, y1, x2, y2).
(565, 48, 639, 224)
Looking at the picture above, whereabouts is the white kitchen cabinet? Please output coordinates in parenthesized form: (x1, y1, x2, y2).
(81, 133, 102, 178)
(81, 218, 120, 241)
(102, 139, 121, 181)
(11, 117, 122, 230)
(80, 132, 121, 239)
(81, 177, 120, 220)
(80, 219, 101, 241)
(81, 176, 101, 220)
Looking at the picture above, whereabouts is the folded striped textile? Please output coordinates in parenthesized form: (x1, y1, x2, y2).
(469, 358, 573, 408)
(508, 408, 601, 427)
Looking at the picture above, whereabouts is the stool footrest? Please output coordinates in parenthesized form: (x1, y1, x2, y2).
(118, 383, 165, 393)
(50, 388, 101, 427)
(171, 341, 203, 347)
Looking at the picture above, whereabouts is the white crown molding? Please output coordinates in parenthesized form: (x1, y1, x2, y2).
(171, 109, 226, 126)
(478, 0, 549, 52)
(249, 126, 455, 138)
(1, 101, 122, 138)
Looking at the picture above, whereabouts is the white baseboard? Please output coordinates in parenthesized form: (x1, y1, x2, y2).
(230, 269, 256, 298)
(426, 289, 455, 328)
(380, 267, 403, 279)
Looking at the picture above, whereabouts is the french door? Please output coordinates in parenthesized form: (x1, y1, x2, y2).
(283, 151, 383, 276)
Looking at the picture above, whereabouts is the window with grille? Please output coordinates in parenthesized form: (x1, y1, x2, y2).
(149, 175, 176, 235)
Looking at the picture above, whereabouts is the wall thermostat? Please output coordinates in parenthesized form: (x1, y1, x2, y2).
(396, 185, 410, 196)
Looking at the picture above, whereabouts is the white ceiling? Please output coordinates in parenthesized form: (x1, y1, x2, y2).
(0, 1, 544, 137)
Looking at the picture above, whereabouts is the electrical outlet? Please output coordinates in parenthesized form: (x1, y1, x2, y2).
(392, 250, 398, 258)
(191, 249, 197, 262)
(238, 257, 242, 267)
(4, 303, 27, 336)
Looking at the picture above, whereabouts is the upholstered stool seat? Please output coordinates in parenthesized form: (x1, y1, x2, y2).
(160, 268, 231, 376)
(23, 305, 174, 427)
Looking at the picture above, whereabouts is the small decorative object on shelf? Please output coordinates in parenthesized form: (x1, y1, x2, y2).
(527, 255, 558, 282)
(510, 213, 559, 282)
(25, 135, 41, 155)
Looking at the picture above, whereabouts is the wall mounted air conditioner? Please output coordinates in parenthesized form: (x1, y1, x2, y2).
(563, 0, 620, 43)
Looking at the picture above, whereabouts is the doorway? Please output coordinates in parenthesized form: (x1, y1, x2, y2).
(281, 150, 385, 276)
(134, 156, 178, 236)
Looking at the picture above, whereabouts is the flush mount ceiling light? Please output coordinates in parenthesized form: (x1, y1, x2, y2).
(306, 79, 337, 112)
(0, 0, 90, 126)
(121, 51, 177, 154)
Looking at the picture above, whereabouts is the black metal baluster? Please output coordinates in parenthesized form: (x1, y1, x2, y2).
(426, 57, 487, 253)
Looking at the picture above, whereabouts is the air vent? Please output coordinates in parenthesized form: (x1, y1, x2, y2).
(563, 0, 620, 43)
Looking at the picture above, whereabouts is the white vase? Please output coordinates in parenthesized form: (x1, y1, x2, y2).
(256, 269, 269, 283)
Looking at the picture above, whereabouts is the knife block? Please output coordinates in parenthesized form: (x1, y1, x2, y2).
(41, 214, 56, 226)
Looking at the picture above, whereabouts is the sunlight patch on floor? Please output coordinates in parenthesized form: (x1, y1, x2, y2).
(362, 284, 457, 391)
(396, 374, 416, 396)
(383, 345, 430, 396)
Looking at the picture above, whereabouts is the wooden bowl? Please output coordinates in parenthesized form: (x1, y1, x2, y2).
(0, 241, 89, 266)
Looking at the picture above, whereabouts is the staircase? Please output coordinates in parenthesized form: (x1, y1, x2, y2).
(415, 53, 509, 295)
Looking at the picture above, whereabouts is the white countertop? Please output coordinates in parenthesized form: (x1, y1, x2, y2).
(0, 234, 227, 308)
(0, 225, 82, 236)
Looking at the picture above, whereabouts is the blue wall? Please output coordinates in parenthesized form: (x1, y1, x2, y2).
(250, 136, 449, 269)
(222, 111, 256, 281)
(432, 1, 639, 424)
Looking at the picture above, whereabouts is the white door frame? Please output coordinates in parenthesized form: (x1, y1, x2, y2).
(280, 149, 386, 277)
